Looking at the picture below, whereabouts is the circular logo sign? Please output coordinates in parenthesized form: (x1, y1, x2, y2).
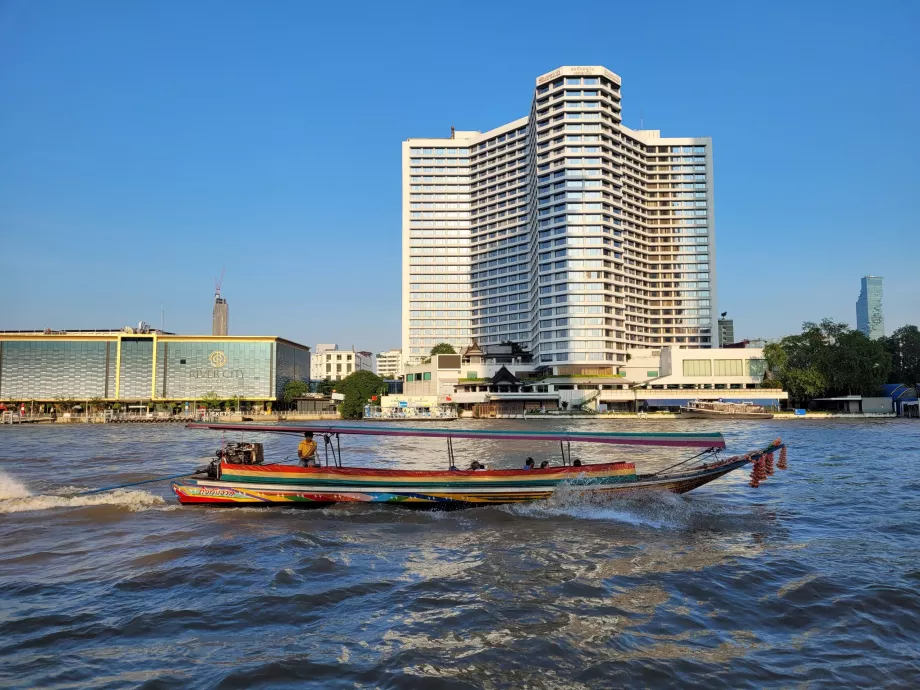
(209, 350, 228, 368)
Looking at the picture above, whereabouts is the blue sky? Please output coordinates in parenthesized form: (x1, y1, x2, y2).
(1, 0, 918, 350)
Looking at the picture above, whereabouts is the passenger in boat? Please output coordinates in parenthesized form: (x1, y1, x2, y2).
(469, 461, 486, 470)
(297, 432, 318, 467)
(572, 459, 582, 467)
(540, 461, 549, 469)
(523, 457, 535, 470)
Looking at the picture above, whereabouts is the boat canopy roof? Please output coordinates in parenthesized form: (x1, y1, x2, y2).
(186, 422, 725, 449)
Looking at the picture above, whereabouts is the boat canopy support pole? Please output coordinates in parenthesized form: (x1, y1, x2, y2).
(447, 436, 455, 469)
(559, 440, 571, 466)
(323, 433, 343, 468)
(654, 447, 718, 476)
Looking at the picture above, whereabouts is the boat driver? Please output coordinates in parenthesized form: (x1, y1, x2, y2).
(298, 432, 318, 467)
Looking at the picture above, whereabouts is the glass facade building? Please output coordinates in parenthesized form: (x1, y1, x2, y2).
(856, 276, 884, 340)
(0, 333, 310, 402)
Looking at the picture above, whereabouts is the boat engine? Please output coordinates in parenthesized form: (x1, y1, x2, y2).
(217, 442, 265, 465)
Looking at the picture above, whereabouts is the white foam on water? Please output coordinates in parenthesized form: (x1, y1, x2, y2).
(0, 472, 31, 500)
(55, 485, 92, 495)
(0, 487, 166, 514)
(507, 499, 677, 529)
(502, 485, 692, 529)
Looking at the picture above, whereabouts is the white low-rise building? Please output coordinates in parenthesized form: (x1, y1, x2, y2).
(311, 344, 375, 382)
(375, 349, 404, 379)
(602, 346, 785, 411)
(401, 344, 787, 415)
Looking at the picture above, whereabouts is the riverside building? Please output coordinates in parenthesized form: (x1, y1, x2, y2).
(0, 329, 310, 405)
(309, 344, 374, 382)
(400, 344, 785, 416)
(717, 314, 735, 347)
(375, 349, 404, 379)
(402, 65, 716, 368)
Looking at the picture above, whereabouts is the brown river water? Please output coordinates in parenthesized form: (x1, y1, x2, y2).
(1, 418, 919, 688)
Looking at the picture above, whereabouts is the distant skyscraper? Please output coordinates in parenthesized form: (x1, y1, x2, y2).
(856, 276, 884, 340)
(212, 293, 228, 336)
(717, 313, 735, 347)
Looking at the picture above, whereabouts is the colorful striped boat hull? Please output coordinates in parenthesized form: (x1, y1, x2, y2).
(172, 441, 784, 507)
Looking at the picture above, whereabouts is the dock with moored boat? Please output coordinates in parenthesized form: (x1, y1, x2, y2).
(680, 400, 774, 419)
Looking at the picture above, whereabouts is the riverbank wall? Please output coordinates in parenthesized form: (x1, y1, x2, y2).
(3, 411, 904, 425)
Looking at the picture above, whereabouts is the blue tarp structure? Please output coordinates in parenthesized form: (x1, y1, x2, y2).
(882, 384, 918, 416)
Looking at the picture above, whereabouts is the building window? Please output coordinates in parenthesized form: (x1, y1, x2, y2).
(683, 359, 712, 377)
(747, 359, 767, 377)
(646, 370, 658, 377)
(423, 372, 432, 381)
(713, 359, 743, 376)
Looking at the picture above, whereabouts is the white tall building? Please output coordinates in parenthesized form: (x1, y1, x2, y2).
(310, 344, 374, 381)
(403, 65, 716, 369)
(375, 349, 404, 379)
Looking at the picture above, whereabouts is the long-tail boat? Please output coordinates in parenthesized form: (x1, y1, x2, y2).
(680, 400, 774, 420)
(171, 423, 787, 508)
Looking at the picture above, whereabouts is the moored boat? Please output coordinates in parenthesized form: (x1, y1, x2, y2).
(680, 400, 774, 420)
(172, 423, 787, 508)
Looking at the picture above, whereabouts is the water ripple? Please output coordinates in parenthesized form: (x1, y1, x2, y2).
(1, 419, 919, 687)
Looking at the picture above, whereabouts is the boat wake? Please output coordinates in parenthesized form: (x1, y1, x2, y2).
(0, 472, 31, 500)
(0, 472, 165, 514)
(505, 488, 685, 529)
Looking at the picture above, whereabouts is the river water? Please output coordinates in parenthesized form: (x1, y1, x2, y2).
(1, 419, 919, 688)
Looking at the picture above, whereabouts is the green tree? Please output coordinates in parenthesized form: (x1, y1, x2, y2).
(764, 334, 827, 405)
(335, 370, 388, 420)
(499, 340, 528, 356)
(200, 391, 222, 409)
(764, 319, 891, 404)
(827, 330, 890, 395)
(883, 325, 920, 384)
(282, 380, 310, 404)
(317, 378, 336, 396)
(429, 343, 457, 356)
